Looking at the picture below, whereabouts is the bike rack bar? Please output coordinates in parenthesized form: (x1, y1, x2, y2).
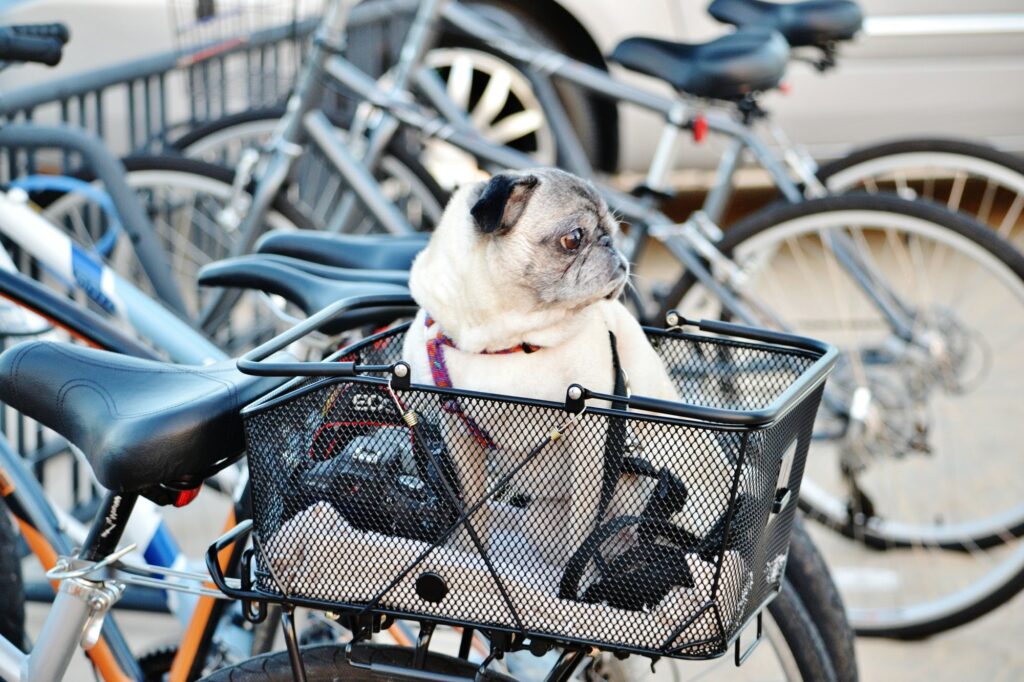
(0, 125, 189, 318)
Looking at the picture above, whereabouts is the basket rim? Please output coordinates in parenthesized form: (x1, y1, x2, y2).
(240, 322, 835, 430)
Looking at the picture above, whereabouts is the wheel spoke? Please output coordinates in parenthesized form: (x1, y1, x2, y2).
(470, 67, 513, 129)
(998, 193, 1024, 240)
(977, 178, 998, 225)
(485, 109, 544, 145)
(445, 54, 475, 112)
(947, 169, 968, 212)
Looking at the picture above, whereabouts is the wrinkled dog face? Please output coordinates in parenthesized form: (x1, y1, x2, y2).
(471, 169, 628, 309)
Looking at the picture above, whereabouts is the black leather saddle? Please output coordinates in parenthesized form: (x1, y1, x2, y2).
(608, 28, 789, 100)
(0, 342, 286, 495)
(255, 230, 427, 272)
(245, 254, 408, 287)
(709, 0, 863, 47)
(197, 255, 414, 335)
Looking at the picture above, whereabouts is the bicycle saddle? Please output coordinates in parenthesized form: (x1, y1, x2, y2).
(709, 0, 863, 47)
(255, 230, 427, 272)
(198, 256, 413, 335)
(238, 254, 408, 286)
(608, 28, 789, 100)
(0, 341, 287, 495)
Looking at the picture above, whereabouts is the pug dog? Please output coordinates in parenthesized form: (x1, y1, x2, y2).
(401, 169, 692, 567)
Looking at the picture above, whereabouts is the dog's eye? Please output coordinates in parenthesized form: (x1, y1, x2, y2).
(560, 228, 583, 252)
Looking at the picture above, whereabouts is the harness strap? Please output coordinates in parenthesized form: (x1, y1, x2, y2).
(592, 331, 630, 531)
(424, 314, 541, 450)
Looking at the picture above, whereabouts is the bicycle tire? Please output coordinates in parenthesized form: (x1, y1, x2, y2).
(661, 193, 1024, 637)
(171, 106, 448, 234)
(0, 501, 25, 652)
(766, 583, 837, 682)
(786, 515, 857, 680)
(816, 137, 1024, 240)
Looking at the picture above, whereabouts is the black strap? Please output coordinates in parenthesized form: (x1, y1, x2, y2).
(591, 332, 630, 532)
(609, 331, 629, 407)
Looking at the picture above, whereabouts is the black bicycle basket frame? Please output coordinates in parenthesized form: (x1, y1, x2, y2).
(219, 299, 836, 661)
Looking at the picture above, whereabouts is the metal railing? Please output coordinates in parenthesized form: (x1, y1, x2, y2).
(0, 18, 319, 179)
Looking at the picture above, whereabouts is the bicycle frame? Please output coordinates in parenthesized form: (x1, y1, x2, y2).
(207, 0, 922, 346)
(0, 189, 224, 365)
(0, 124, 190, 320)
(0, 268, 264, 681)
(0, 444, 253, 682)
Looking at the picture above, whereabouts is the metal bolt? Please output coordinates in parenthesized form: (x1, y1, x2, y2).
(666, 312, 681, 327)
(568, 386, 582, 400)
(394, 362, 409, 378)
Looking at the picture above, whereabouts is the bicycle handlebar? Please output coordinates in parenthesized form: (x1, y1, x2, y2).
(10, 23, 70, 44)
(0, 24, 69, 66)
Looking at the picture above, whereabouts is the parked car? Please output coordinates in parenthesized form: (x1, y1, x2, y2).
(431, 0, 1024, 171)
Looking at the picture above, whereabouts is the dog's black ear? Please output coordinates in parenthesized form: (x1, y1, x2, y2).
(471, 173, 540, 234)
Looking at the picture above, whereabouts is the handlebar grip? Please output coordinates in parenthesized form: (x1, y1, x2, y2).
(0, 30, 63, 66)
(11, 23, 70, 45)
(11, 22, 70, 44)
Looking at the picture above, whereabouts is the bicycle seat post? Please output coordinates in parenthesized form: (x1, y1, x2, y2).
(24, 491, 137, 681)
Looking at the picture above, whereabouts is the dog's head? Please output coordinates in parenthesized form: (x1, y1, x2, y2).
(467, 168, 629, 305)
(410, 169, 629, 351)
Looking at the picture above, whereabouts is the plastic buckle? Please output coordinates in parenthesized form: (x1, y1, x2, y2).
(734, 611, 764, 667)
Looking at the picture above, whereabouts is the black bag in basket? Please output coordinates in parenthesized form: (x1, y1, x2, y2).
(287, 383, 462, 543)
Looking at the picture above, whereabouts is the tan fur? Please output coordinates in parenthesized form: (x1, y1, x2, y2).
(401, 171, 692, 566)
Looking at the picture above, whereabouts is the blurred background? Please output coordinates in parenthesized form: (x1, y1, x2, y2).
(2, 0, 1023, 170)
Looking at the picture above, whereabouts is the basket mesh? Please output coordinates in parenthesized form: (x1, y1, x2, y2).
(243, 326, 824, 659)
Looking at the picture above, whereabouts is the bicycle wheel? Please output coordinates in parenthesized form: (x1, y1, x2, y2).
(173, 106, 447, 235)
(786, 515, 857, 682)
(663, 193, 1024, 636)
(199, 586, 834, 681)
(39, 155, 304, 353)
(818, 138, 1024, 246)
(0, 501, 25, 652)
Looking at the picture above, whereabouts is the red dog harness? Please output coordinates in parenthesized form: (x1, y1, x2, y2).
(424, 314, 541, 450)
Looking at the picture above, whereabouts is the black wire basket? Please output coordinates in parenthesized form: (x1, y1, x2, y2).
(234, 299, 836, 661)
